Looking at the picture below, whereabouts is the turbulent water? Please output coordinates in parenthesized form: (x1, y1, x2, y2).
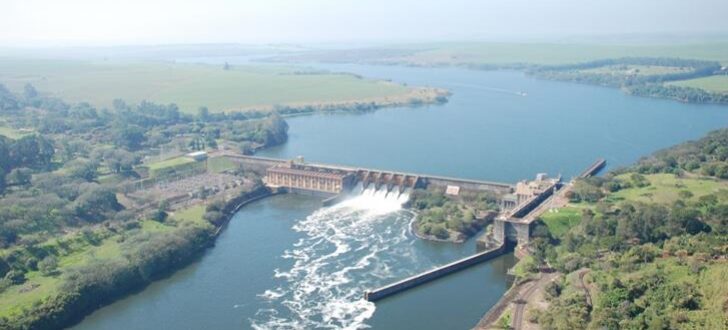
(251, 186, 415, 329)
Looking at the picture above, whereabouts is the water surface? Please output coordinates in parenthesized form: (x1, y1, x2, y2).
(74, 63, 728, 330)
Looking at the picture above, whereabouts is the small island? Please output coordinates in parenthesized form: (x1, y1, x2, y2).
(408, 190, 500, 243)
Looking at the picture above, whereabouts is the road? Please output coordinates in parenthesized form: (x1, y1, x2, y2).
(512, 273, 559, 330)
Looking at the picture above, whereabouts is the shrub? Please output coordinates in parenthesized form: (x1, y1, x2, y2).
(38, 256, 59, 276)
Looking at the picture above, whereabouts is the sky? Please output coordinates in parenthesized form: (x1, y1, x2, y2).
(2, 0, 728, 46)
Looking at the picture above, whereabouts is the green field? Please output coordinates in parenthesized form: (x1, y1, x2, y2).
(0, 59, 414, 114)
(540, 206, 583, 238)
(581, 64, 692, 76)
(608, 173, 728, 205)
(207, 156, 238, 173)
(171, 205, 207, 226)
(0, 202, 208, 318)
(668, 75, 728, 93)
(379, 42, 728, 66)
(0, 125, 32, 139)
(147, 156, 195, 171)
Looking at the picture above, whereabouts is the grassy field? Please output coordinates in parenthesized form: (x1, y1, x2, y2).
(381, 42, 728, 66)
(0, 58, 416, 114)
(0, 230, 124, 318)
(608, 173, 728, 205)
(667, 75, 728, 93)
(540, 206, 583, 238)
(207, 156, 238, 173)
(0, 202, 208, 319)
(0, 125, 32, 139)
(581, 64, 693, 76)
(171, 204, 207, 226)
(146, 156, 195, 171)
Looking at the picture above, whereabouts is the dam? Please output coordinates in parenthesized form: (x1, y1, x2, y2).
(219, 153, 604, 302)
(224, 153, 517, 198)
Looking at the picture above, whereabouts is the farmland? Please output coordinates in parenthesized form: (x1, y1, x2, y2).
(668, 75, 728, 93)
(0, 59, 439, 114)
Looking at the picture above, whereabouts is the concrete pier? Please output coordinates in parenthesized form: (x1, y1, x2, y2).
(579, 158, 606, 178)
(364, 243, 506, 302)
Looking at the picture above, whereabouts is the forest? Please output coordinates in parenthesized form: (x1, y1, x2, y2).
(525, 129, 728, 329)
(0, 82, 288, 329)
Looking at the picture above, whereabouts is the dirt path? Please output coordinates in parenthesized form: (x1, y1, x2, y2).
(512, 272, 559, 330)
(576, 268, 593, 307)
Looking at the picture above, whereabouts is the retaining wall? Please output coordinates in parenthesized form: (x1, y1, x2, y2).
(364, 243, 506, 302)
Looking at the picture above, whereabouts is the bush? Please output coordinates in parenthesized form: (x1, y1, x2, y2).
(203, 211, 225, 225)
(544, 281, 563, 300)
(4, 269, 26, 285)
(38, 256, 59, 276)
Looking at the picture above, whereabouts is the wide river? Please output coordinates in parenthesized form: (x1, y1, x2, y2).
(73, 63, 728, 329)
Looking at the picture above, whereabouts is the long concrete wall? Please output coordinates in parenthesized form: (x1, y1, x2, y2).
(364, 243, 506, 302)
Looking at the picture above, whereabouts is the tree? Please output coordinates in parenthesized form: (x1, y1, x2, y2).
(4, 269, 25, 285)
(0, 84, 20, 112)
(67, 159, 98, 181)
(23, 83, 38, 100)
(113, 124, 146, 150)
(6, 167, 32, 186)
(38, 256, 58, 276)
(197, 106, 210, 122)
(148, 208, 168, 222)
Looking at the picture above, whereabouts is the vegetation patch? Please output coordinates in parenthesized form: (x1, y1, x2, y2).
(539, 207, 582, 238)
(409, 190, 499, 242)
(531, 128, 728, 329)
(0, 59, 446, 114)
(668, 74, 728, 93)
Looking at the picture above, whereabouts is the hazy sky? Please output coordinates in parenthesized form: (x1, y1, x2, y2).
(2, 0, 728, 46)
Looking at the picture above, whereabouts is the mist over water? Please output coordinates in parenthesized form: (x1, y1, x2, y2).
(251, 186, 414, 329)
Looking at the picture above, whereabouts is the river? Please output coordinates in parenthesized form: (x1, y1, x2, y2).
(73, 63, 728, 329)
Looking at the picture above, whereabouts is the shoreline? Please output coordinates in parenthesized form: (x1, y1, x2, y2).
(232, 86, 451, 115)
(293, 59, 727, 106)
(14, 187, 282, 330)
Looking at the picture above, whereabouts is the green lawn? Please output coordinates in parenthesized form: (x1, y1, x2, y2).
(0, 58, 414, 114)
(207, 156, 238, 173)
(171, 204, 208, 226)
(608, 173, 728, 205)
(540, 207, 582, 238)
(146, 156, 195, 171)
(668, 75, 728, 93)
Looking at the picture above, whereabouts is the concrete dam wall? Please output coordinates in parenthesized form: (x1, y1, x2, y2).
(364, 243, 506, 302)
(221, 154, 515, 195)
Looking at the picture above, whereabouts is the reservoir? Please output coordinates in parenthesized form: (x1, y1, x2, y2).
(73, 64, 728, 329)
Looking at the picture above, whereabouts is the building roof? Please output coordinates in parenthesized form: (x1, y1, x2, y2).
(268, 166, 349, 180)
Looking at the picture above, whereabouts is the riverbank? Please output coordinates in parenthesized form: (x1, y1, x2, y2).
(0, 184, 280, 330)
(231, 86, 451, 115)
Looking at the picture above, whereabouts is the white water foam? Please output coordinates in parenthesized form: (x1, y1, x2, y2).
(251, 186, 415, 329)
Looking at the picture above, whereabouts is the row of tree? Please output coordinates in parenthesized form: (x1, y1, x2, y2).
(527, 57, 728, 105)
